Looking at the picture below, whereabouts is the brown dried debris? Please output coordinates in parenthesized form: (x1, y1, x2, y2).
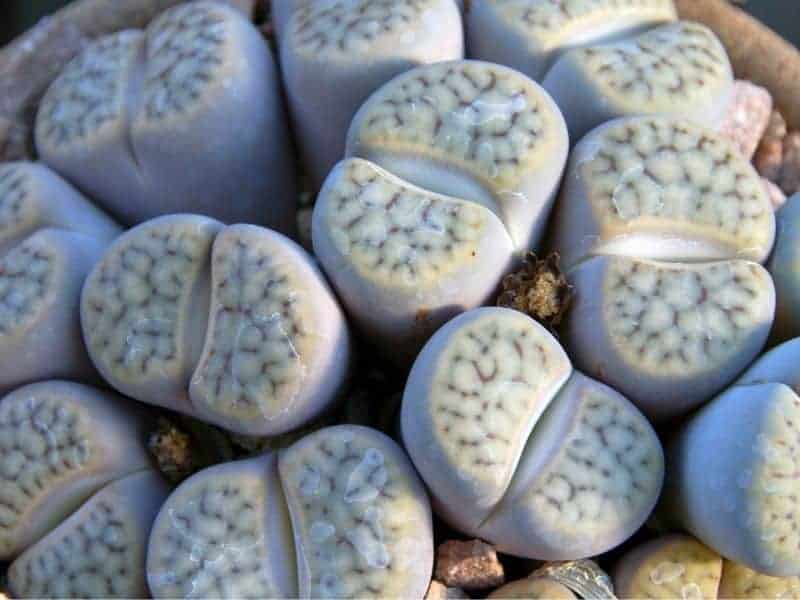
(435, 539, 506, 591)
(147, 416, 236, 483)
(497, 252, 573, 329)
(147, 417, 199, 484)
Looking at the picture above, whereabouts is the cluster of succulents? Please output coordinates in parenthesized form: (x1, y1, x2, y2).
(0, 0, 799, 598)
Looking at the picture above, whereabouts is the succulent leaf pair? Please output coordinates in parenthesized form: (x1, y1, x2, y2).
(469, 0, 734, 141)
(0, 382, 168, 598)
(81, 215, 352, 436)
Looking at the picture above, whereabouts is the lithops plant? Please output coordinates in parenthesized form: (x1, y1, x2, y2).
(468, 0, 677, 82)
(767, 194, 800, 344)
(81, 215, 352, 436)
(35, 1, 296, 231)
(312, 158, 514, 361)
(718, 560, 800, 599)
(552, 116, 776, 421)
(542, 21, 734, 141)
(346, 60, 569, 252)
(551, 117, 775, 269)
(659, 379, 800, 576)
(488, 576, 577, 599)
(315, 60, 568, 355)
(401, 306, 664, 559)
(147, 425, 434, 599)
(613, 534, 723, 599)
(0, 381, 152, 561)
(7, 470, 169, 599)
(563, 256, 775, 422)
(0, 162, 120, 392)
(280, 0, 463, 190)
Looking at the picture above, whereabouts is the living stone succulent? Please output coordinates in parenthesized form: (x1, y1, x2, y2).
(81, 215, 352, 436)
(346, 60, 569, 252)
(147, 425, 433, 599)
(562, 256, 775, 422)
(312, 158, 514, 361)
(467, 0, 677, 82)
(488, 576, 577, 599)
(0, 162, 120, 392)
(7, 470, 169, 599)
(659, 375, 800, 576)
(551, 117, 775, 269)
(543, 20, 734, 142)
(401, 306, 664, 560)
(280, 0, 464, 190)
(767, 194, 800, 344)
(273, 0, 466, 42)
(717, 560, 800, 599)
(35, 1, 296, 232)
(552, 116, 776, 421)
(613, 534, 723, 599)
(0, 381, 153, 561)
(314, 60, 568, 357)
(613, 533, 800, 599)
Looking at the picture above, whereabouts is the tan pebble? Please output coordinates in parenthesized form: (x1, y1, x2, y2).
(718, 80, 773, 159)
(435, 539, 505, 591)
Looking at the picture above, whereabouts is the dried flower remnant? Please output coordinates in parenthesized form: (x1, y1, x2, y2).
(147, 418, 199, 484)
(497, 252, 573, 329)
